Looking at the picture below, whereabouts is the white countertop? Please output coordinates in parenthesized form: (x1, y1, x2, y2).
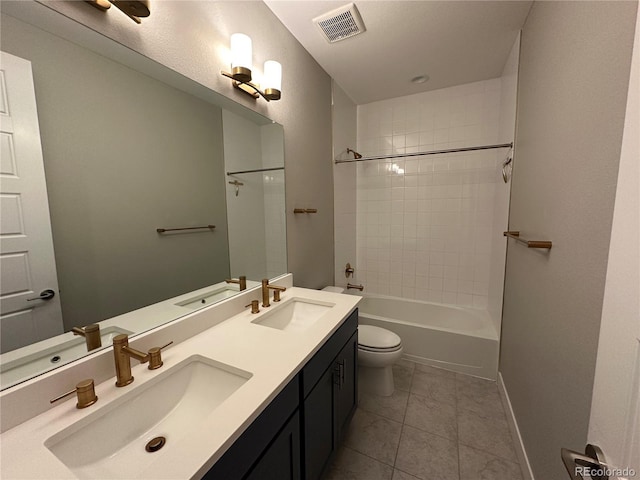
(0, 287, 360, 479)
(0, 280, 262, 390)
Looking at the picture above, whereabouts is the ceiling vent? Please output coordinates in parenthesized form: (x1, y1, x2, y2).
(313, 3, 366, 44)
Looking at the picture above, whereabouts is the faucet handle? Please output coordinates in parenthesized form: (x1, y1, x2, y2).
(268, 284, 286, 302)
(273, 289, 283, 302)
(50, 379, 98, 409)
(148, 341, 173, 370)
(245, 300, 260, 314)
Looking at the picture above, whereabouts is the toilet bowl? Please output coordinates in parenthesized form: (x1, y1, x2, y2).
(358, 325, 403, 396)
(321, 287, 403, 396)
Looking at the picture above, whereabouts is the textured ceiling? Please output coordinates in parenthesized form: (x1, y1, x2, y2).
(264, 1, 533, 104)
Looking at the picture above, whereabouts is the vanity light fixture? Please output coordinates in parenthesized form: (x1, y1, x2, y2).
(85, 0, 150, 24)
(221, 34, 282, 102)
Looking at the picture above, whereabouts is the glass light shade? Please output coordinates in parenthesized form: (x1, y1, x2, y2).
(230, 33, 252, 71)
(263, 60, 282, 91)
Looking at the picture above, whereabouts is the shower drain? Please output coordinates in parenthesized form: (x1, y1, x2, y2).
(145, 436, 166, 453)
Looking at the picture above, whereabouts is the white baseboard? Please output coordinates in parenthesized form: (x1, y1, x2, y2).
(498, 371, 535, 480)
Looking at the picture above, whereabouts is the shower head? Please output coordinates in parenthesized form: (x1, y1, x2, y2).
(347, 148, 362, 159)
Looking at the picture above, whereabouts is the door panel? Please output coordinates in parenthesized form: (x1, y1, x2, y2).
(0, 51, 63, 352)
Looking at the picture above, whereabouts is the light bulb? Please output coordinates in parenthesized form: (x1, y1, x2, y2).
(230, 33, 252, 82)
(263, 60, 282, 100)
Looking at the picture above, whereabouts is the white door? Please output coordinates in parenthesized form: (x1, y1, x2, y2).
(0, 51, 64, 353)
(577, 9, 640, 480)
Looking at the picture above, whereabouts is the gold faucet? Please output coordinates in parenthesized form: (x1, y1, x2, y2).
(261, 279, 286, 308)
(71, 323, 102, 351)
(112, 334, 173, 387)
(225, 275, 247, 291)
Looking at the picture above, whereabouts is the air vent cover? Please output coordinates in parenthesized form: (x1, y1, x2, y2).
(313, 3, 366, 44)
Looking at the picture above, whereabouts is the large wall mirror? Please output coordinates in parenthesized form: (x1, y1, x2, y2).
(0, 7, 286, 389)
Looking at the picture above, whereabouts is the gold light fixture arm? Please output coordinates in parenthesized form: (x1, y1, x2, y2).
(220, 71, 269, 101)
(85, 0, 150, 24)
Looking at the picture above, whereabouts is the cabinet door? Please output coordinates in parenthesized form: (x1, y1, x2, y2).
(245, 411, 301, 480)
(335, 331, 358, 438)
(203, 377, 299, 480)
(303, 363, 339, 480)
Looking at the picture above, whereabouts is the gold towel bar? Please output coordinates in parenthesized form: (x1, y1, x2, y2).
(504, 231, 552, 249)
(293, 208, 317, 214)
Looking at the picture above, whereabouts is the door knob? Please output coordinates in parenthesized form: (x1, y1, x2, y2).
(26, 289, 56, 301)
(561, 444, 609, 479)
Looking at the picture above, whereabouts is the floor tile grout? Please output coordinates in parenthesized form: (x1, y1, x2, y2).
(326, 360, 523, 480)
(457, 440, 521, 465)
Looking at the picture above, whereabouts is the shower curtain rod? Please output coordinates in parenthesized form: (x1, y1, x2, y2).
(226, 166, 284, 176)
(334, 142, 513, 164)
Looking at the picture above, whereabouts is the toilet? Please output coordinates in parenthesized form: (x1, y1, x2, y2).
(358, 325, 403, 396)
(322, 287, 403, 396)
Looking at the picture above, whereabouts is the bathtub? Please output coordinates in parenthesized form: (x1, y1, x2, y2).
(354, 293, 499, 380)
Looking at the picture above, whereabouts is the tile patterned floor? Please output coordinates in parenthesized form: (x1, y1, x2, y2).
(323, 360, 524, 480)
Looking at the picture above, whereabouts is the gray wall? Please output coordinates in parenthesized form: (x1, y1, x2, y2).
(1, 14, 231, 329)
(24, 0, 335, 289)
(499, 2, 637, 478)
(331, 82, 357, 288)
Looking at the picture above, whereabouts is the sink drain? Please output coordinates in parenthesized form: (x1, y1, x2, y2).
(145, 436, 166, 453)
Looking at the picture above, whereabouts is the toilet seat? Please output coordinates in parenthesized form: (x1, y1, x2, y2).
(358, 325, 401, 351)
(358, 344, 402, 353)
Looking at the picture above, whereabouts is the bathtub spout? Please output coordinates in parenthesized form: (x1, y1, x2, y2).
(347, 283, 364, 291)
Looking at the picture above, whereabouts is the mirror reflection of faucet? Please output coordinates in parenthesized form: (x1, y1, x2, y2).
(71, 324, 102, 351)
(225, 276, 247, 291)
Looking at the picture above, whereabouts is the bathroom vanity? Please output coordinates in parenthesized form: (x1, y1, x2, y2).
(0, 280, 360, 480)
(206, 309, 357, 480)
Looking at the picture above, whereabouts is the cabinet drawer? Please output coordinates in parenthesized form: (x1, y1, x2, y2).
(301, 308, 357, 398)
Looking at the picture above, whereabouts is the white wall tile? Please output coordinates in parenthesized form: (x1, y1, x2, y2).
(352, 77, 512, 311)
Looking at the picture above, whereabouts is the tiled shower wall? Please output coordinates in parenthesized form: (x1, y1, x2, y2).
(354, 76, 514, 310)
(224, 111, 287, 280)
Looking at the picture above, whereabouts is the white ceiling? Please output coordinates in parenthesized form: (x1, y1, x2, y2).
(264, 1, 533, 104)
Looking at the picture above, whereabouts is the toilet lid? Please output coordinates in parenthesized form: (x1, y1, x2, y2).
(358, 325, 401, 350)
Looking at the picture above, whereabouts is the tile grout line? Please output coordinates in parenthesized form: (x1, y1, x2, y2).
(392, 363, 415, 471)
(457, 440, 522, 466)
(339, 445, 397, 472)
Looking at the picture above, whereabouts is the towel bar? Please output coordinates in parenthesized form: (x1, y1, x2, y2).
(504, 231, 552, 249)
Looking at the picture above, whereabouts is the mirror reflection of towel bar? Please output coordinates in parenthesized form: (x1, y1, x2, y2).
(293, 208, 317, 214)
(156, 225, 216, 233)
(504, 231, 552, 249)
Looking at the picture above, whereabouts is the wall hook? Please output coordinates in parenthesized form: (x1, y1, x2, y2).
(228, 180, 243, 196)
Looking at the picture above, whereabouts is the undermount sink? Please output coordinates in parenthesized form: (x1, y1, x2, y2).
(0, 326, 133, 390)
(252, 297, 335, 332)
(45, 355, 252, 479)
(176, 286, 239, 309)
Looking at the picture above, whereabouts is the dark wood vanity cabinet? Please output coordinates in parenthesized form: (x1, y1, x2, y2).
(301, 311, 358, 480)
(203, 376, 301, 480)
(203, 309, 358, 480)
(244, 411, 301, 480)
